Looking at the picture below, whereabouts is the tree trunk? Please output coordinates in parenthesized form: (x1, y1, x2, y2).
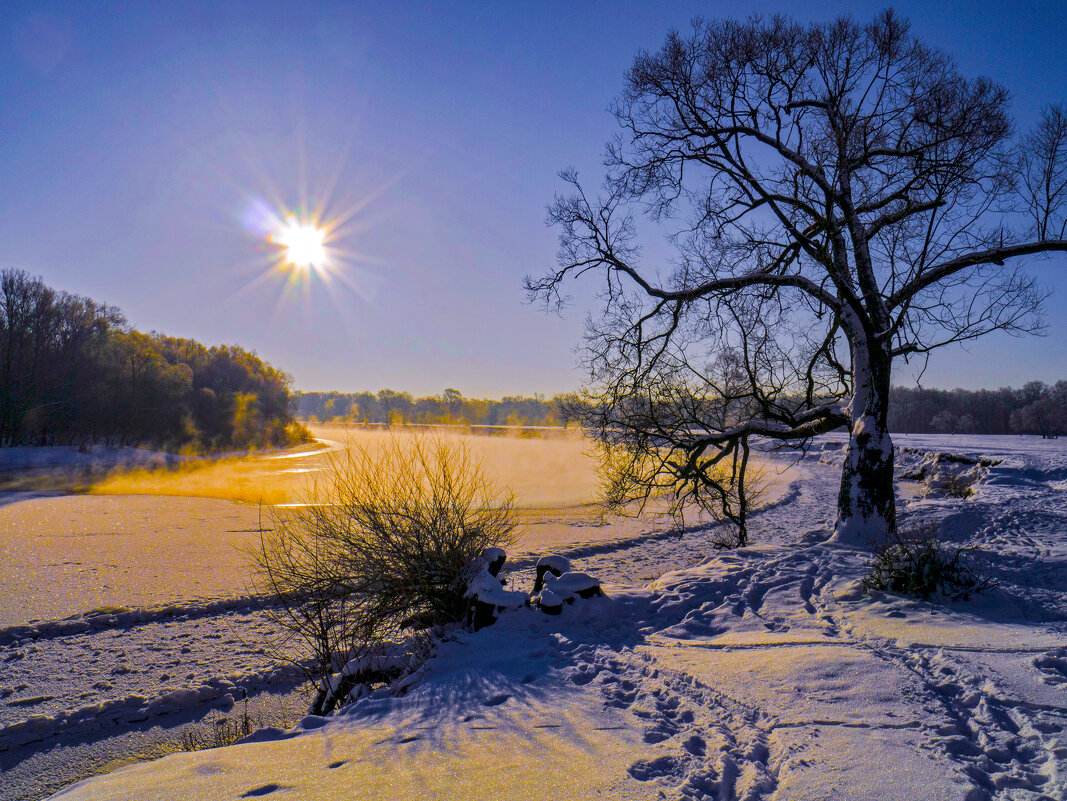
(835, 343, 896, 547)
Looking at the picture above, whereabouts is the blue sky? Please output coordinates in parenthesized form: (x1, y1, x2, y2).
(2, 1, 1065, 396)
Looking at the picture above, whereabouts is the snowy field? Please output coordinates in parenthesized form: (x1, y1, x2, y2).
(1, 433, 1065, 799)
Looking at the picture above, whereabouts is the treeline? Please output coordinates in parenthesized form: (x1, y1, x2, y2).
(299, 383, 1067, 439)
(297, 389, 560, 427)
(0, 269, 307, 450)
(889, 382, 1066, 438)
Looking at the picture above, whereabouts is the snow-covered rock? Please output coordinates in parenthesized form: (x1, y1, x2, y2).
(480, 547, 507, 576)
(465, 567, 530, 630)
(541, 571, 602, 601)
(533, 553, 572, 592)
(536, 588, 563, 615)
(537, 554, 571, 574)
(465, 568, 527, 608)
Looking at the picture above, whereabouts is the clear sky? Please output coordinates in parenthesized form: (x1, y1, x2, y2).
(2, 1, 1065, 397)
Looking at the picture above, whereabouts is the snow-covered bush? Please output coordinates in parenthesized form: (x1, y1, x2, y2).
(312, 639, 430, 715)
(250, 434, 516, 711)
(941, 473, 975, 499)
(862, 523, 997, 601)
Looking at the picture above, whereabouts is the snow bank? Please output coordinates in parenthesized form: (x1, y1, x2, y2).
(0, 663, 302, 752)
(897, 448, 996, 497)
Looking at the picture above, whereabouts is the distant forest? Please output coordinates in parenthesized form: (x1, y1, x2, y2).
(300, 383, 1067, 439)
(297, 389, 560, 427)
(0, 269, 307, 450)
(888, 383, 1066, 438)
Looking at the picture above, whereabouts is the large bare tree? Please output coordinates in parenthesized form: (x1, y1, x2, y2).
(528, 12, 1067, 545)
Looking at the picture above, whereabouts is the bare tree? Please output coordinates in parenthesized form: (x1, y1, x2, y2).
(528, 12, 1067, 545)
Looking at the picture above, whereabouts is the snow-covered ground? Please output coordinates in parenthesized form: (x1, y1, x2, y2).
(3, 434, 1066, 800)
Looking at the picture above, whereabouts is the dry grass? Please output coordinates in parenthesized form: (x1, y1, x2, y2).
(180, 709, 255, 752)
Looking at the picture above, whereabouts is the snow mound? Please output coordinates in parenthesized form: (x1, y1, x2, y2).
(537, 554, 572, 574)
(0, 663, 301, 752)
(898, 450, 994, 497)
(465, 567, 528, 609)
(541, 571, 602, 600)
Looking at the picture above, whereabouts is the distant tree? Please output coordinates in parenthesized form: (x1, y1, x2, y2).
(1012, 380, 1067, 438)
(378, 389, 414, 425)
(930, 410, 958, 435)
(528, 12, 1067, 544)
(886, 383, 1050, 435)
(443, 388, 463, 422)
(294, 391, 564, 429)
(0, 270, 125, 446)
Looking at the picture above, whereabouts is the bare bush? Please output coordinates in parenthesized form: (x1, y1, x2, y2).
(250, 433, 516, 711)
(941, 474, 976, 499)
(863, 523, 997, 601)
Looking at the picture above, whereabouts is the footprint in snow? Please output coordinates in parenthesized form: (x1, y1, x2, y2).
(628, 755, 684, 781)
(1033, 649, 1067, 686)
(241, 784, 289, 797)
(683, 735, 706, 756)
(483, 693, 510, 706)
(570, 670, 595, 686)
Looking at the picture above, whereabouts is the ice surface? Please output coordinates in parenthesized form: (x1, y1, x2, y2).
(0, 495, 269, 627)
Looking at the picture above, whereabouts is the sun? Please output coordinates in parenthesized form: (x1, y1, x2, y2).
(273, 217, 328, 270)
